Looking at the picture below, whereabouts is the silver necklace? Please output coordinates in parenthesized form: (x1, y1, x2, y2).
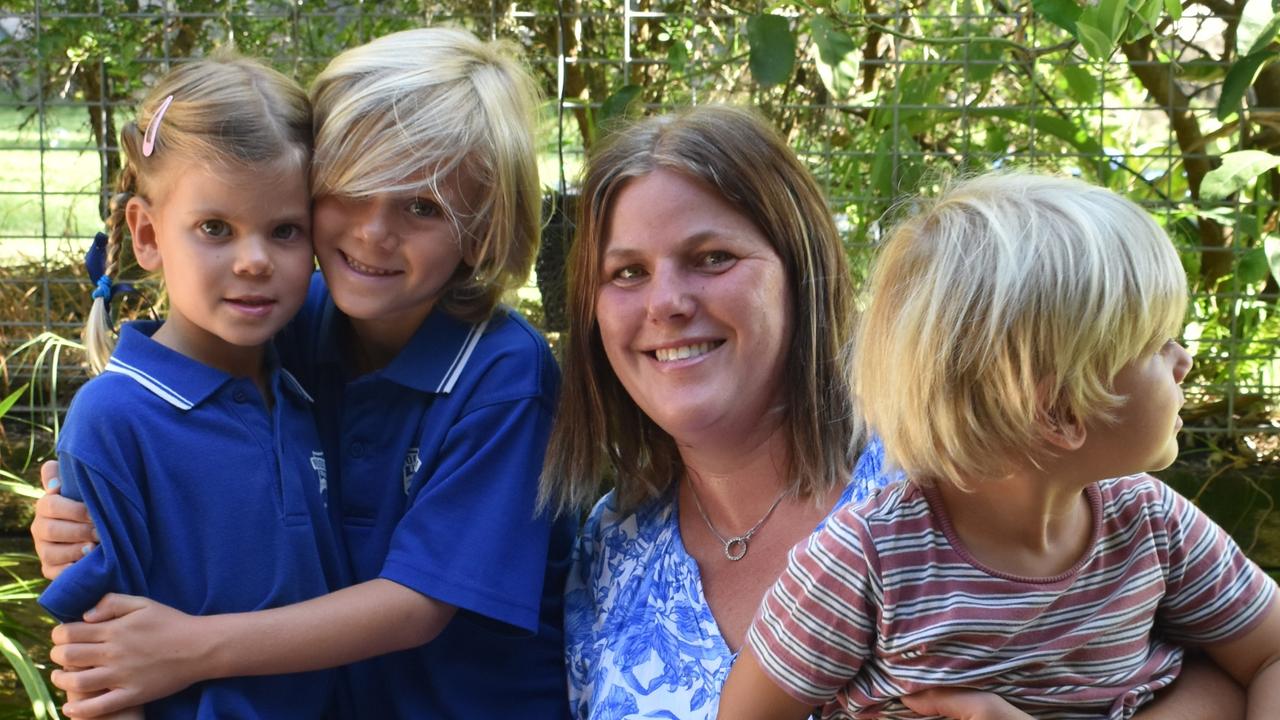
(686, 480, 788, 561)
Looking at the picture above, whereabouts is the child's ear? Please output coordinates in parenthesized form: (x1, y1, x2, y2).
(1035, 379, 1088, 451)
(126, 197, 162, 272)
(1040, 405, 1088, 451)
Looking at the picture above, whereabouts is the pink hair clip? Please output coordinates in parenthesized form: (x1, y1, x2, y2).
(142, 94, 175, 158)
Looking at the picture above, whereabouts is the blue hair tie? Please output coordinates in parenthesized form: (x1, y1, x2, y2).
(84, 231, 134, 306)
(91, 275, 113, 301)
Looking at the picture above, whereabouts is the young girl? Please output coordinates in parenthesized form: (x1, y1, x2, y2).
(718, 173, 1280, 719)
(37, 57, 342, 718)
(42, 29, 572, 719)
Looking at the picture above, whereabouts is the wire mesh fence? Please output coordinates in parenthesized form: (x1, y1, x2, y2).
(1, 1, 1278, 469)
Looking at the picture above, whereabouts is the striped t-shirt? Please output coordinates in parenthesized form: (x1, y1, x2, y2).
(748, 474, 1277, 719)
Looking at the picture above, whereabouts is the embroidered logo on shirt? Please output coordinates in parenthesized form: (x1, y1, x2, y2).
(310, 451, 328, 502)
(403, 448, 421, 495)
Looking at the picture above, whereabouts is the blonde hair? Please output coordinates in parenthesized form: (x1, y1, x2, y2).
(540, 105, 864, 515)
(857, 172, 1188, 488)
(309, 28, 542, 322)
(83, 54, 312, 374)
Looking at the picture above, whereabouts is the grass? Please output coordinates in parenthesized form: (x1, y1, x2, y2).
(0, 103, 104, 266)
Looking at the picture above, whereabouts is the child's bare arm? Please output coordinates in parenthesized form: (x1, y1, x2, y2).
(716, 646, 817, 720)
(50, 580, 455, 717)
(893, 651, 1245, 720)
(900, 688, 1033, 719)
(1131, 652, 1245, 720)
(1203, 596, 1280, 720)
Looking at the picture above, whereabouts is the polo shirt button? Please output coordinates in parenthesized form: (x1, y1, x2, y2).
(233, 390, 248, 403)
(351, 442, 365, 458)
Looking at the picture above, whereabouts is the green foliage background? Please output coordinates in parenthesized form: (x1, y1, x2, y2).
(0, 1, 1278, 715)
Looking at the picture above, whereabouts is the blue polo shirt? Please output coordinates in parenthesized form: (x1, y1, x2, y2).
(39, 321, 343, 719)
(279, 274, 575, 718)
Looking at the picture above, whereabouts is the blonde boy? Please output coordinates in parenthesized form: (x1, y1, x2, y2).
(719, 173, 1280, 719)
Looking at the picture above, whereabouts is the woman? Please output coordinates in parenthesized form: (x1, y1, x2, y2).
(538, 105, 1245, 719)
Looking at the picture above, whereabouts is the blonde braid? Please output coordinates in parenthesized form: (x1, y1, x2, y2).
(82, 125, 141, 374)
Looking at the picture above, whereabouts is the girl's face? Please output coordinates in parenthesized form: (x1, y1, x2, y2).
(312, 178, 465, 351)
(129, 160, 313, 375)
(595, 169, 794, 447)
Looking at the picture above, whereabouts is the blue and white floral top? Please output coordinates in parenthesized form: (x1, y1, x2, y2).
(564, 439, 893, 720)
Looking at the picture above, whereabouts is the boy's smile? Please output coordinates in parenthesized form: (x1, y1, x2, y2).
(312, 189, 465, 363)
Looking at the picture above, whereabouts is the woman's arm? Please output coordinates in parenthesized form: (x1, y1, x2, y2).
(50, 580, 456, 718)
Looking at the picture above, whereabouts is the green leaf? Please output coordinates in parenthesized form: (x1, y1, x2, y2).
(1164, 0, 1183, 21)
(1080, 0, 1128, 41)
(1238, 0, 1280, 54)
(1061, 63, 1098, 103)
(811, 16, 859, 98)
(667, 41, 689, 74)
(1217, 50, 1278, 120)
(1237, 247, 1271, 284)
(1076, 20, 1116, 60)
(0, 480, 42, 499)
(0, 384, 26, 420)
(601, 84, 643, 122)
(1032, 0, 1082, 34)
(984, 123, 1009, 154)
(1265, 235, 1280, 284)
(966, 40, 1004, 84)
(747, 14, 796, 87)
(869, 132, 896, 199)
(1201, 150, 1280, 200)
(0, 631, 58, 720)
(1126, 0, 1164, 41)
(969, 108, 1113, 182)
(1249, 12, 1280, 54)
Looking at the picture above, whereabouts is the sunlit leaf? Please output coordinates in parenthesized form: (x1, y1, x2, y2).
(1238, 247, 1271, 284)
(869, 133, 896, 199)
(1127, 0, 1164, 41)
(1076, 21, 1115, 60)
(1086, 0, 1128, 41)
(601, 84, 643, 122)
(966, 41, 1004, 84)
(1238, 0, 1280, 54)
(667, 41, 688, 74)
(811, 16, 859, 98)
(1265, 235, 1280, 284)
(1217, 51, 1278, 120)
(747, 14, 796, 87)
(1061, 63, 1097, 103)
(970, 108, 1112, 182)
(1249, 12, 1280, 54)
(0, 385, 26, 420)
(0, 480, 42, 499)
(0, 631, 58, 719)
(1032, 0, 1082, 34)
(1201, 150, 1280, 200)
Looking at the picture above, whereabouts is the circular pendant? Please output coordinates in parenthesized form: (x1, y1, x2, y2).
(724, 537, 749, 561)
